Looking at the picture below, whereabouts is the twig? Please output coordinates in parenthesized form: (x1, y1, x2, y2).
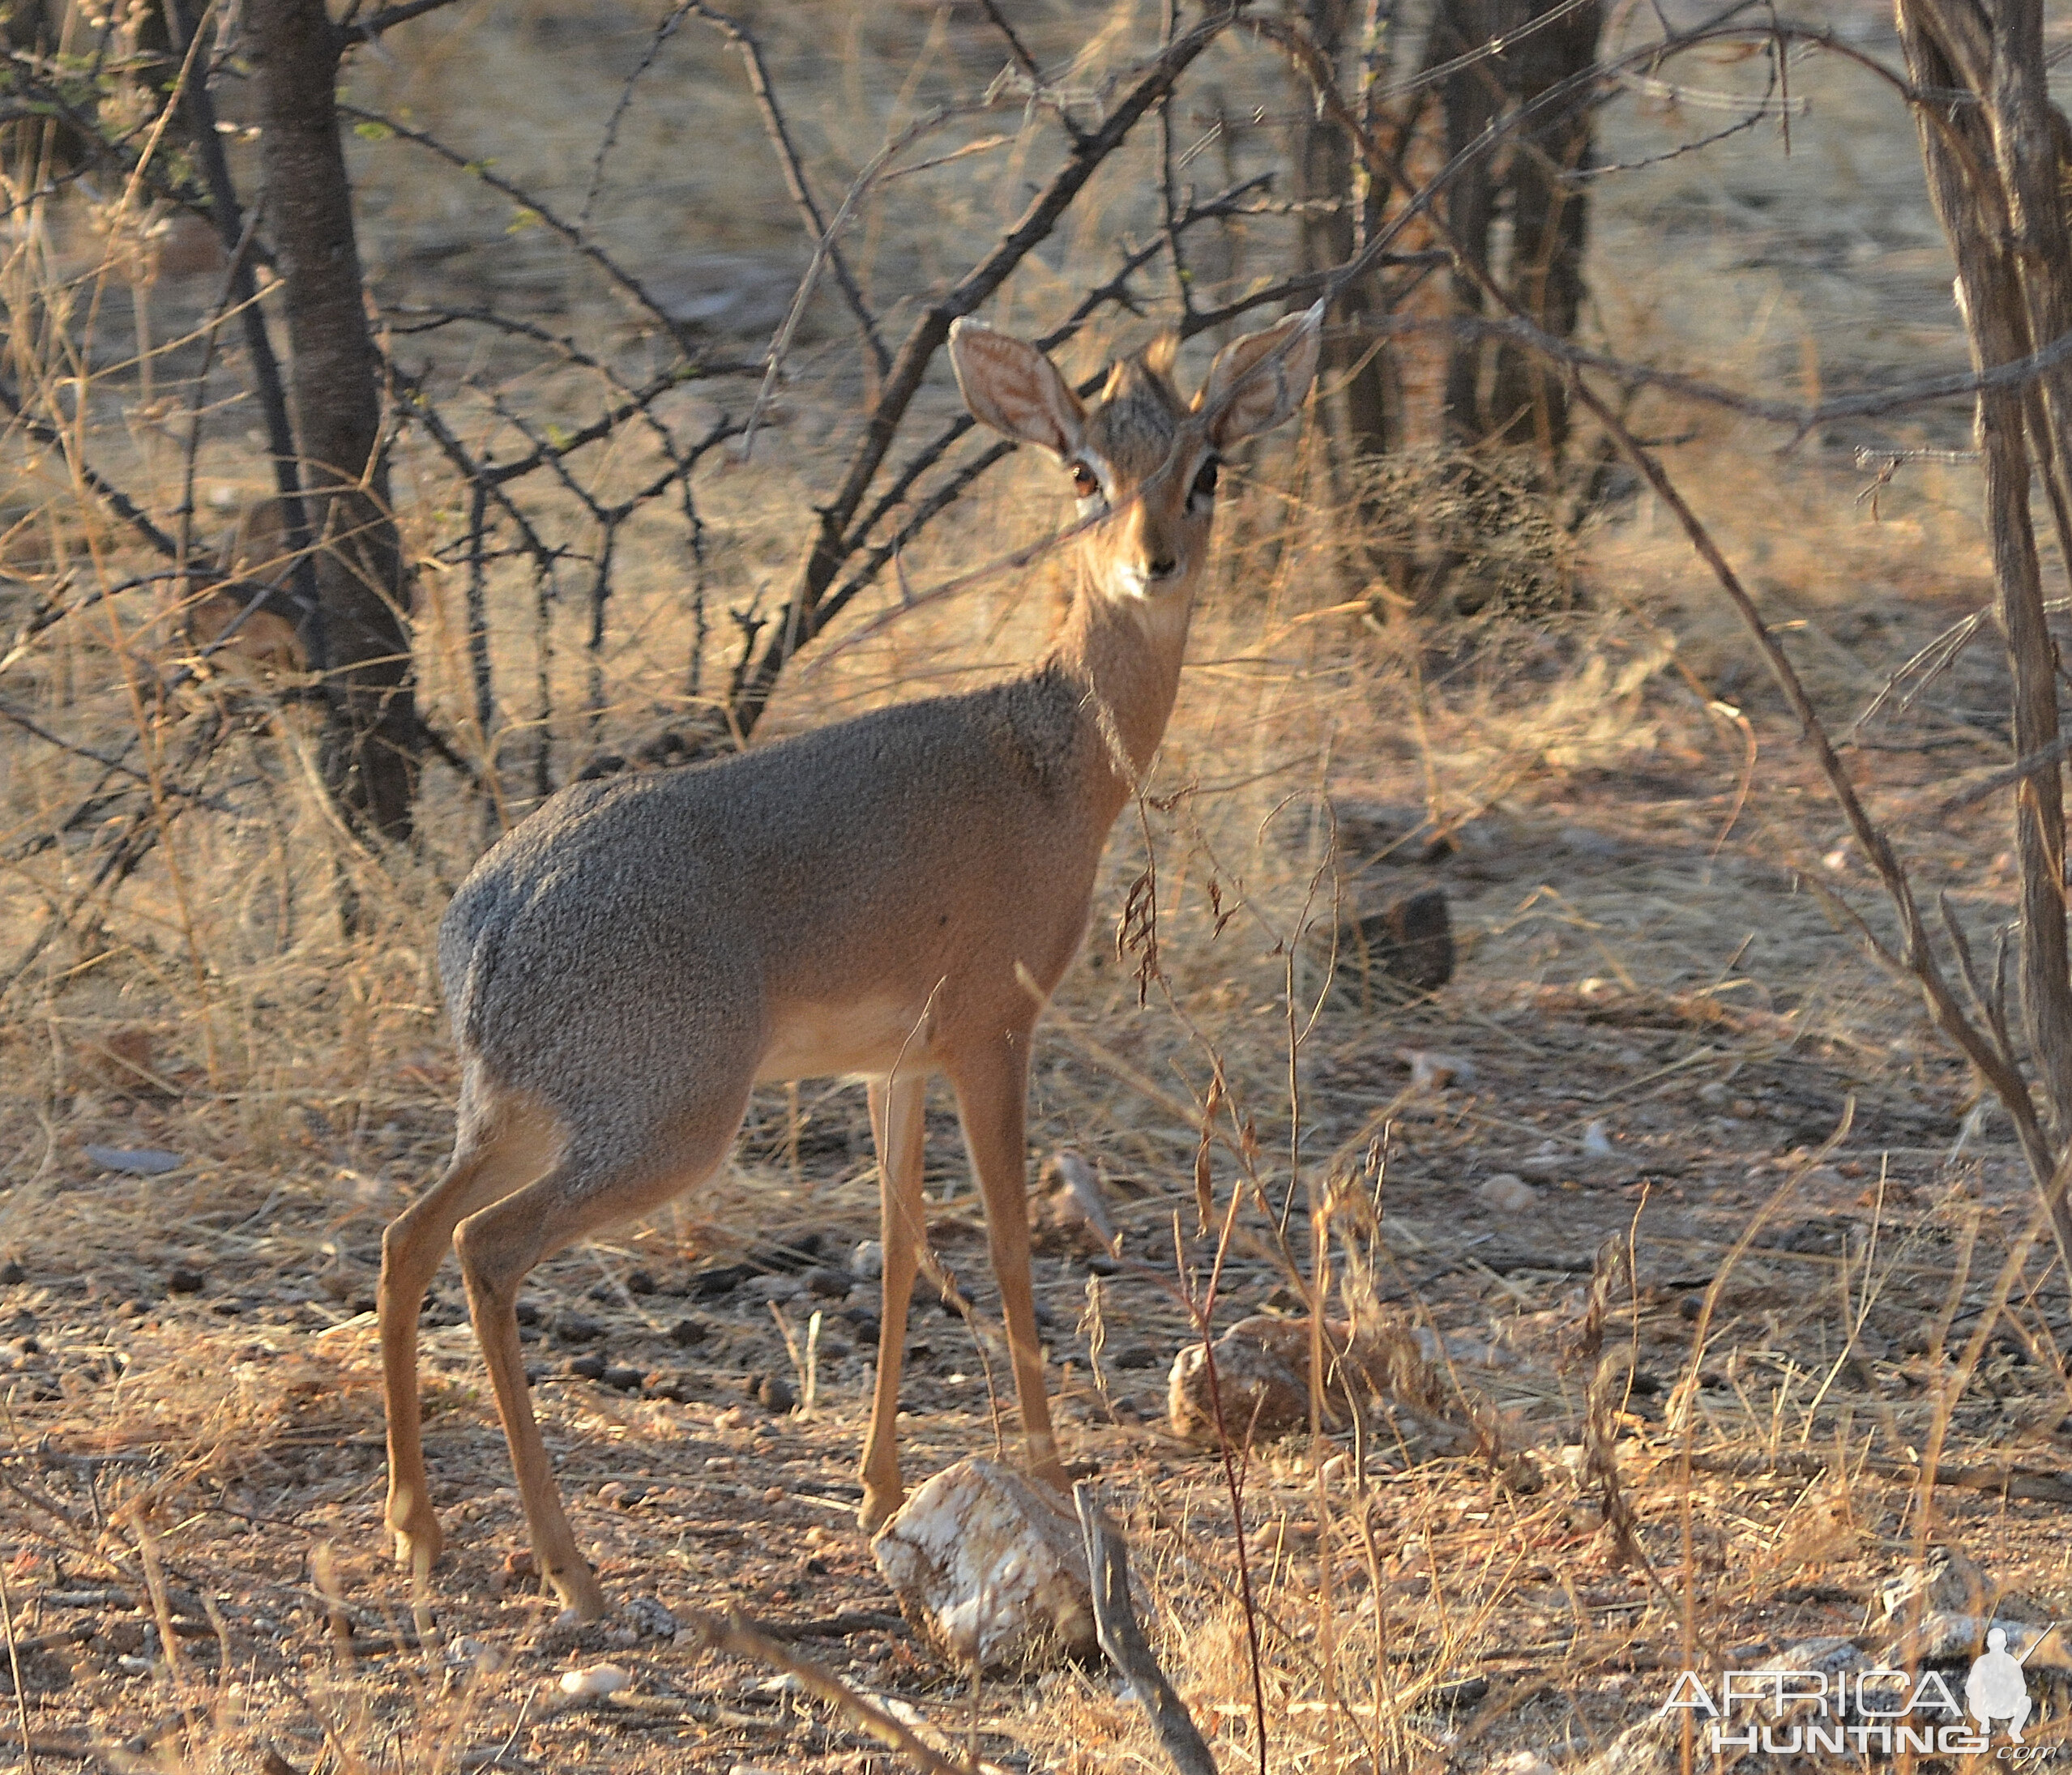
(677, 1608, 969, 1775)
(337, 105, 708, 346)
(337, 0, 468, 43)
(1937, 734, 2072, 816)
(683, 2, 891, 373)
(741, 100, 982, 457)
(1074, 1488, 1215, 1775)
(0, 1563, 36, 1775)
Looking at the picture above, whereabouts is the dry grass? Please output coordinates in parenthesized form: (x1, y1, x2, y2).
(5, 0, 2072, 1772)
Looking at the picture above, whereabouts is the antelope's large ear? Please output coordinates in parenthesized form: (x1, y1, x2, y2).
(948, 318, 1087, 459)
(1197, 301, 1323, 448)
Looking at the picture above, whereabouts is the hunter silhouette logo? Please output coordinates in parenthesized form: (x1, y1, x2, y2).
(1967, 1628, 2035, 1743)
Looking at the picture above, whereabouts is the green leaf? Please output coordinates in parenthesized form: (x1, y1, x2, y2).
(506, 207, 543, 235)
(353, 119, 394, 141)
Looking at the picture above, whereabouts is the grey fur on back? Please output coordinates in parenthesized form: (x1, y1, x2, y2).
(439, 663, 1098, 1171)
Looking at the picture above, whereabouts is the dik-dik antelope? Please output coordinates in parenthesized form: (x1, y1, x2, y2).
(377, 303, 1323, 1618)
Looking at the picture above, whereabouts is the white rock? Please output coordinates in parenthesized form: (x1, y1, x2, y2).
(1400, 1048, 1476, 1090)
(872, 1457, 1095, 1671)
(1582, 1120, 1614, 1158)
(851, 1240, 885, 1282)
(1478, 1173, 1537, 1214)
(558, 1663, 630, 1699)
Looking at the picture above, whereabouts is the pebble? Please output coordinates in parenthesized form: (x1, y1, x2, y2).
(558, 1663, 630, 1699)
(1400, 1048, 1476, 1090)
(166, 1267, 205, 1295)
(1581, 1120, 1615, 1158)
(669, 1316, 709, 1346)
(1477, 1173, 1538, 1214)
(625, 1270, 656, 1295)
(622, 1595, 677, 1639)
(755, 1374, 796, 1413)
(565, 1353, 608, 1380)
(803, 1265, 854, 1300)
(553, 1312, 605, 1344)
(851, 1240, 885, 1281)
(602, 1364, 645, 1393)
(1109, 1342, 1160, 1370)
(0, 1261, 22, 1286)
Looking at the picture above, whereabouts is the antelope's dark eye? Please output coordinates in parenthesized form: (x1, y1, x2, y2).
(1192, 459, 1220, 501)
(1070, 462, 1100, 499)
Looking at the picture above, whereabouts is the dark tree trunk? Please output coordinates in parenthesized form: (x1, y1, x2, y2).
(1425, 0, 1600, 452)
(1896, 0, 2072, 1137)
(248, 0, 419, 844)
(1292, 0, 1400, 459)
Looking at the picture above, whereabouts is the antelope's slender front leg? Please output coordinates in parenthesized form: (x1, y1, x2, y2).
(951, 1038, 1064, 1492)
(860, 1073, 928, 1532)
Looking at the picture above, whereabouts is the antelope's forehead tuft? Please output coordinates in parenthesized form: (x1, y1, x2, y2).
(1084, 356, 1191, 482)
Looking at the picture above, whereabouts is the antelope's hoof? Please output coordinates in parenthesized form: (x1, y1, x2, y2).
(858, 1486, 904, 1536)
(391, 1518, 444, 1580)
(547, 1561, 608, 1623)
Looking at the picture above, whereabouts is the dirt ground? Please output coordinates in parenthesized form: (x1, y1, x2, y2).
(6, 0, 2072, 1772)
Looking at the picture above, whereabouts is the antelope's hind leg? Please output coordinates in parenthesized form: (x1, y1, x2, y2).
(451, 1086, 750, 1619)
(379, 1095, 562, 1582)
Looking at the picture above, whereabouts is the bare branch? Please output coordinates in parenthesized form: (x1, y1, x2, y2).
(336, 0, 467, 45)
(683, 2, 892, 375)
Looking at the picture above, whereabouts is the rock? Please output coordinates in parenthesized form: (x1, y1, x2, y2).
(565, 1353, 608, 1381)
(601, 1364, 645, 1393)
(1888, 1613, 2063, 1665)
(1030, 1150, 1117, 1256)
(622, 1595, 678, 1641)
(1877, 1547, 1993, 1624)
(1399, 1048, 1476, 1090)
(1574, 1712, 1678, 1775)
(851, 1240, 885, 1281)
(802, 1265, 854, 1300)
(692, 1263, 753, 1299)
(754, 1374, 796, 1414)
(552, 1312, 605, 1345)
(84, 1145, 182, 1176)
(872, 1457, 1095, 1670)
(165, 1267, 205, 1295)
(1343, 890, 1455, 996)
(1477, 1174, 1538, 1214)
(1582, 1120, 1615, 1158)
(557, 1662, 630, 1699)
(1168, 1315, 1315, 1445)
(625, 1271, 656, 1295)
(669, 1316, 710, 1346)
(1168, 1314, 1501, 1456)
(0, 1261, 20, 1286)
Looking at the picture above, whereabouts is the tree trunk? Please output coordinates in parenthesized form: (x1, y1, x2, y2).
(248, 0, 418, 844)
(1292, 0, 1400, 459)
(1425, 0, 1600, 451)
(1896, 0, 2072, 1137)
